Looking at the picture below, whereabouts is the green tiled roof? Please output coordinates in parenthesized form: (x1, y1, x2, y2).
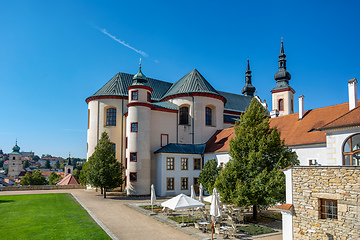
(152, 101, 179, 110)
(90, 72, 172, 101)
(162, 69, 220, 99)
(154, 143, 206, 154)
(223, 114, 240, 123)
(218, 91, 253, 113)
(87, 70, 255, 113)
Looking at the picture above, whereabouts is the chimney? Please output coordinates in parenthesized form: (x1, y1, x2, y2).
(270, 109, 279, 118)
(299, 95, 304, 120)
(348, 78, 358, 111)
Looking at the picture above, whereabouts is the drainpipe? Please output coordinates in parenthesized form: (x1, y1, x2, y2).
(189, 94, 195, 144)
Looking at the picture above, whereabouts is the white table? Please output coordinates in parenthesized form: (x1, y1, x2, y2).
(220, 226, 232, 239)
(198, 222, 210, 232)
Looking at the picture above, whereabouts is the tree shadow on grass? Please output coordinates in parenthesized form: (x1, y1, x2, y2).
(0, 200, 15, 204)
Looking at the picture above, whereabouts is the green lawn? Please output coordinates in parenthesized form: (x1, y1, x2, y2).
(0, 193, 111, 240)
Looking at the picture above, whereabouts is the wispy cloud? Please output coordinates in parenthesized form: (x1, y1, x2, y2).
(98, 28, 148, 57)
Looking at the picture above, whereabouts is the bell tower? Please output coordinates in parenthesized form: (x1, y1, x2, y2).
(271, 39, 295, 116)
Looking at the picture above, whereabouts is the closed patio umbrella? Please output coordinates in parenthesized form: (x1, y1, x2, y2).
(150, 184, 156, 213)
(199, 183, 204, 202)
(210, 188, 222, 240)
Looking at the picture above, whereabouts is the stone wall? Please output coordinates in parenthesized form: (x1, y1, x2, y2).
(292, 166, 360, 240)
(0, 185, 86, 191)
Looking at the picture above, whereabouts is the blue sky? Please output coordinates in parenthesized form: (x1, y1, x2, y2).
(0, 1, 359, 158)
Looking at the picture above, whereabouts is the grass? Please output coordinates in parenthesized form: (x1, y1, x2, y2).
(237, 224, 275, 235)
(168, 215, 197, 223)
(262, 212, 282, 220)
(140, 205, 162, 210)
(0, 193, 111, 240)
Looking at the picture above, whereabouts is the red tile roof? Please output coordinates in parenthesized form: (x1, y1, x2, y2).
(276, 204, 293, 211)
(269, 101, 360, 146)
(56, 174, 80, 185)
(205, 128, 235, 153)
(205, 100, 360, 150)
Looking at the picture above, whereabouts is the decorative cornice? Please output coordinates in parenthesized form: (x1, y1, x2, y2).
(127, 85, 153, 92)
(86, 95, 128, 104)
(161, 92, 226, 104)
(270, 87, 295, 94)
(152, 107, 178, 113)
(127, 102, 153, 109)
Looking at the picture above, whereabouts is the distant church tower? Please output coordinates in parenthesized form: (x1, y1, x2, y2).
(242, 59, 256, 96)
(8, 141, 23, 179)
(271, 40, 295, 116)
(126, 63, 152, 195)
(64, 154, 73, 177)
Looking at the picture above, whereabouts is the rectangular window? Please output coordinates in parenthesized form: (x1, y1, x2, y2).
(205, 107, 212, 126)
(126, 137, 128, 149)
(167, 177, 174, 191)
(161, 134, 169, 147)
(106, 108, 116, 126)
(166, 157, 174, 170)
(193, 177, 199, 186)
(147, 92, 151, 102)
(193, 158, 201, 170)
(131, 122, 138, 132)
(320, 199, 337, 220)
(130, 172, 137, 182)
(181, 158, 188, 170)
(220, 162, 224, 169)
(130, 152, 137, 162)
(131, 90, 138, 100)
(309, 159, 317, 166)
(125, 158, 128, 169)
(181, 177, 188, 190)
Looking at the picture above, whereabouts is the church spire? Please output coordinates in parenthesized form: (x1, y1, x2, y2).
(241, 59, 256, 96)
(272, 39, 292, 91)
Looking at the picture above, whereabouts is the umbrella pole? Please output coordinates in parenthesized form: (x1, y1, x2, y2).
(182, 210, 184, 225)
(211, 221, 214, 240)
(152, 204, 153, 213)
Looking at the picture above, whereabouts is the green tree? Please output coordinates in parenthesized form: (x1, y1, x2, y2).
(215, 98, 299, 220)
(3, 156, 9, 161)
(23, 160, 30, 169)
(87, 131, 124, 198)
(5, 166, 8, 175)
(54, 160, 60, 169)
(45, 160, 51, 169)
(198, 158, 221, 195)
(79, 161, 89, 186)
(21, 170, 48, 185)
(48, 172, 63, 185)
(73, 169, 80, 179)
(33, 155, 40, 161)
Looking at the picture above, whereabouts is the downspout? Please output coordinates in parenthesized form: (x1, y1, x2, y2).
(189, 93, 195, 144)
(97, 101, 100, 144)
(120, 99, 124, 191)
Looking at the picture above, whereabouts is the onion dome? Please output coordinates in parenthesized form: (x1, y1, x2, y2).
(241, 59, 256, 96)
(132, 62, 148, 85)
(272, 40, 293, 92)
(10, 141, 21, 154)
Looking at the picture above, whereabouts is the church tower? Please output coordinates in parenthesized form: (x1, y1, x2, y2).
(8, 141, 23, 179)
(64, 154, 73, 177)
(242, 59, 256, 96)
(271, 40, 295, 116)
(126, 62, 153, 195)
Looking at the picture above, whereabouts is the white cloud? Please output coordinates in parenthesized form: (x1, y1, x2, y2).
(99, 28, 148, 57)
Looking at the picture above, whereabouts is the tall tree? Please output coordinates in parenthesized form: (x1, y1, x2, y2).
(198, 158, 221, 195)
(45, 159, 51, 169)
(215, 98, 299, 220)
(23, 160, 30, 169)
(87, 132, 124, 198)
(54, 160, 60, 169)
(48, 172, 62, 185)
(21, 170, 48, 185)
(79, 161, 89, 186)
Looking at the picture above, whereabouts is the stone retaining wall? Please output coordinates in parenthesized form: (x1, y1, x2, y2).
(0, 185, 86, 191)
(292, 166, 359, 240)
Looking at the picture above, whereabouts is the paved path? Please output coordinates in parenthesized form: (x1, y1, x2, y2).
(0, 189, 282, 240)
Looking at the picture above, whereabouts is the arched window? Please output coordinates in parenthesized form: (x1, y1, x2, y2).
(205, 107, 212, 126)
(106, 108, 116, 126)
(343, 133, 360, 165)
(278, 99, 284, 111)
(179, 106, 189, 125)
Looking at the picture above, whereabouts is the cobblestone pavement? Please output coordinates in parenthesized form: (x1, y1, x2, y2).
(0, 189, 283, 240)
